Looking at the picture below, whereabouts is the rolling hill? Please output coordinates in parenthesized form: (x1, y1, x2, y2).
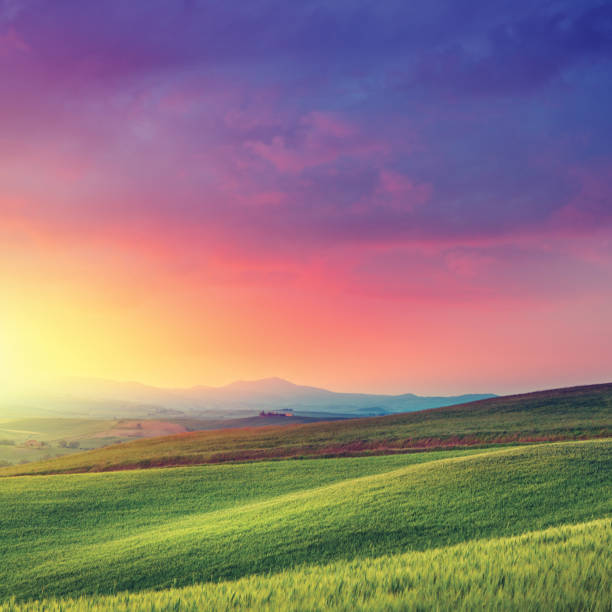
(0, 413, 351, 468)
(2, 382, 610, 476)
(0, 384, 610, 610)
(4, 519, 609, 611)
(0, 440, 610, 603)
(0, 377, 496, 468)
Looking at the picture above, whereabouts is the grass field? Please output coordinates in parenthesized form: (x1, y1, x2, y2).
(0, 414, 342, 467)
(1, 386, 610, 610)
(1, 440, 610, 603)
(0, 418, 138, 467)
(0, 418, 111, 441)
(2, 519, 609, 611)
(2, 382, 610, 475)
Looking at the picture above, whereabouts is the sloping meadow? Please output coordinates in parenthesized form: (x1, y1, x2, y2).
(2, 519, 610, 612)
(0, 440, 610, 603)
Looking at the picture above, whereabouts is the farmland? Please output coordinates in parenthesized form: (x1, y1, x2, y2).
(0, 415, 335, 468)
(2, 382, 610, 476)
(0, 384, 610, 610)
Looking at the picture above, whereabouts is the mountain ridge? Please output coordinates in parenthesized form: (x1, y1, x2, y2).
(4, 376, 496, 419)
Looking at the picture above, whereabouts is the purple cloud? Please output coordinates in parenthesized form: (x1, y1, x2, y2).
(1, 0, 611, 273)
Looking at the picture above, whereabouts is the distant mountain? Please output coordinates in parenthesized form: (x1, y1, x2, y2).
(3, 377, 496, 419)
(4, 382, 610, 477)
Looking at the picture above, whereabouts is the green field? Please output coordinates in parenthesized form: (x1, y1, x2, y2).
(3, 519, 609, 611)
(0, 418, 134, 467)
(1, 385, 610, 610)
(0, 414, 341, 468)
(2, 383, 610, 475)
(0, 418, 110, 441)
(0, 440, 610, 605)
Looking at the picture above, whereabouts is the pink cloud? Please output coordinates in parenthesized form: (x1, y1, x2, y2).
(377, 169, 432, 211)
(552, 162, 612, 230)
(246, 136, 309, 173)
(0, 27, 29, 57)
(246, 111, 387, 173)
(306, 111, 355, 138)
(444, 249, 496, 278)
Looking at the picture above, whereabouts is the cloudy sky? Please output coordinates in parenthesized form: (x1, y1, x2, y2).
(1, 0, 611, 394)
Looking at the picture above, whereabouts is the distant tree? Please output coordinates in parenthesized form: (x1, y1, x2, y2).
(67, 441, 80, 449)
(57, 439, 68, 448)
(23, 439, 46, 448)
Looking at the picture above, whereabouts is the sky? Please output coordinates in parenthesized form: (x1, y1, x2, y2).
(1, 0, 611, 395)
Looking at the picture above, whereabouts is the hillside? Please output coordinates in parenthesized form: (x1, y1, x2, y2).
(4, 519, 609, 611)
(0, 440, 610, 602)
(2, 382, 610, 476)
(0, 413, 342, 468)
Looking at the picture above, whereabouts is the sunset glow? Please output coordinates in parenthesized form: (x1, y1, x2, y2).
(1, 1, 611, 395)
